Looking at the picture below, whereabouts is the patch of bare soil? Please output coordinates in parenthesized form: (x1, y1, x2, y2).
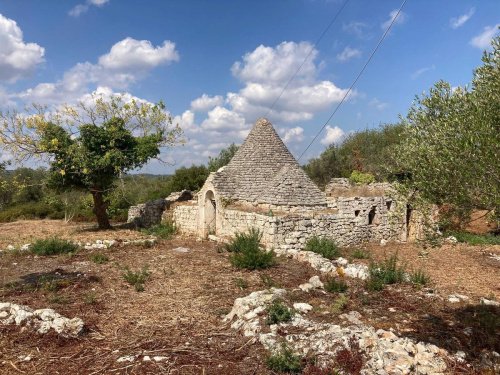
(344, 242, 500, 300)
(0, 219, 148, 249)
(0, 224, 315, 374)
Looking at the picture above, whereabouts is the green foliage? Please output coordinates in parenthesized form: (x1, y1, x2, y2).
(445, 231, 500, 245)
(324, 277, 348, 293)
(393, 36, 500, 225)
(226, 229, 276, 269)
(266, 300, 294, 325)
(367, 254, 406, 291)
(225, 228, 261, 252)
(410, 269, 430, 286)
(208, 143, 239, 172)
(122, 266, 151, 292)
(304, 237, 340, 260)
(349, 170, 375, 185)
(266, 344, 303, 373)
(234, 277, 248, 290)
(303, 123, 405, 187)
(90, 253, 109, 264)
(330, 294, 349, 314)
(351, 249, 369, 259)
(141, 222, 177, 239)
(168, 165, 209, 192)
(30, 237, 79, 256)
(260, 274, 279, 288)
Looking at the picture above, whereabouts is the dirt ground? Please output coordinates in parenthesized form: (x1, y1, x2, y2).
(0, 220, 499, 374)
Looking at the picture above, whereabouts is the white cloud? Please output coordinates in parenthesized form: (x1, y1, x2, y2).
(69, 0, 110, 17)
(410, 65, 435, 80)
(450, 7, 475, 29)
(0, 14, 45, 83)
(381, 9, 406, 30)
(281, 126, 304, 144)
(369, 98, 388, 111)
(321, 125, 345, 146)
(190, 94, 224, 112)
(342, 21, 370, 38)
(15, 37, 179, 104)
(201, 106, 246, 132)
(337, 46, 362, 62)
(98, 38, 179, 70)
(470, 24, 500, 50)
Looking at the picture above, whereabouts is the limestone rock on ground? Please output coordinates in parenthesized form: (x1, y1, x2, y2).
(0, 302, 84, 337)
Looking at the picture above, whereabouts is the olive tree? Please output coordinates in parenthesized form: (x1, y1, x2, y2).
(393, 35, 499, 227)
(0, 95, 182, 229)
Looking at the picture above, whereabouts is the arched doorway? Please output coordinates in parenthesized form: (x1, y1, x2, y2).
(204, 190, 216, 236)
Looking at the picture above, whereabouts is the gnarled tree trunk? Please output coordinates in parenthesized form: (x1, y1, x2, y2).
(91, 190, 111, 229)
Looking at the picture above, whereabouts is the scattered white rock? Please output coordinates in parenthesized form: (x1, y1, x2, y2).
(445, 236, 458, 244)
(0, 302, 84, 337)
(173, 247, 190, 253)
(153, 356, 168, 362)
(117, 355, 136, 363)
(480, 297, 499, 306)
(208, 234, 219, 241)
(380, 239, 388, 246)
(299, 276, 324, 292)
(340, 311, 363, 325)
(293, 303, 313, 313)
(6, 245, 15, 251)
(448, 294, 469, 303)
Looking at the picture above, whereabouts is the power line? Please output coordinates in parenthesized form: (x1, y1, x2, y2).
(263, 0, 351, 118)
(297, 0, 408, 162)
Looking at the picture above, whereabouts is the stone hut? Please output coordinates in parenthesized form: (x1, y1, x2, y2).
(170, 118, 416, 248)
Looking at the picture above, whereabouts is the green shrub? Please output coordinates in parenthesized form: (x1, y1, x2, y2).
(351, 249, 369, 259)
(445, 231, 500, 246)
(305, 237, 339, 260)
(260, 274, 278, 288)
(331, 294, 349, 314)
(227, 229, 276, 270)
(90, 253, 109, 264)
(141, 222, 177, 239)
(30, 237, 79, 256)
(349, 170, 375, 185)
(235, 277, 248, 290)
(266, 300, 294, 325)
(122, 266, 151, 292)
(324, 277, 348, 293)
(266, 343, 303, 373)
(410, 269, 430, 285)
(366, 254, 406, 291)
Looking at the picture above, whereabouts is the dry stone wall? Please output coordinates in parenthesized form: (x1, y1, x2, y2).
(172, 204, 199, 234)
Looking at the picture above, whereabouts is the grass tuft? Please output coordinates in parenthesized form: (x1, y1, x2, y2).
(30, 237, 79, 256)
(266, 300, 294, 325)
(141, 221, 177, 239)
(227, 229, 276, 270)
(410, 269, 431, 285)
(324, 277, 348, 293)
(122, 266, 151, 292)
(351, 248, 369, 259)
(366, 254, 406, 291)
(304, 237, 340, 260)
(90, 252, 109, 264)
(266, 343, 303, 373)
(446, 231, 500, 246)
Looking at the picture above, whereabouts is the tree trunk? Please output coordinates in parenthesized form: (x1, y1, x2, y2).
(91, 190, 112, 229)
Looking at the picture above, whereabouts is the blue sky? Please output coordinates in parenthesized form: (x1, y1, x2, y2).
(0, 0, 498, 173)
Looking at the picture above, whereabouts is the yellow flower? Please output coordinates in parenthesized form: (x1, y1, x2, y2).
(60, 170, 66, 176)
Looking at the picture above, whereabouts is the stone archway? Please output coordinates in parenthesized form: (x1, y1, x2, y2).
(204, 190, 216, 236)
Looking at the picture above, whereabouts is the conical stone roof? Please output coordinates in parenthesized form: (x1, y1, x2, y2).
(212, 118, 326, 207)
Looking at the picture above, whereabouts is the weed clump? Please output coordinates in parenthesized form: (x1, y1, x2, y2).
(31, 237, 79, 256)
(305, 237, 339, 260)
(324, 277, 348, 293)
(90, 253, 109, 264)
(266, 343, 303, 373)
(122, 266, 151, 292)
(266, 300, 294, 325)
(446, 231, 500, 246)
(410, 269, 431, 285)
(235, 277, 248, 290)
(141, 222, 177, 239)
(351, 249, 369, 259)
(227, 229, 275, 270)
(331, 294, 349, 314)
(366, 254, 406, 291)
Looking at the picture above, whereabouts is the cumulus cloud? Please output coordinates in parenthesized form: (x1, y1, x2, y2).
(450, 7, 475, 29)
(369, 98, 388, 111)
(281, 126, 304, 144)
(190, 94, 224, 112)
(69, 0, 110, 17)
(342, 21, 370, 39)
(337, 46, 362, 62)
(381, 9, 406, 30)
(470, 24, 500, 50)
(200, 106, 247, 132)
(0, 13, 45, 83)
(15, 37, 179, 104)
(321, 125, 345, 146)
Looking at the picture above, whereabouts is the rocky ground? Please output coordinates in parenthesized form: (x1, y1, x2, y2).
(0, 220, 499, 374)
